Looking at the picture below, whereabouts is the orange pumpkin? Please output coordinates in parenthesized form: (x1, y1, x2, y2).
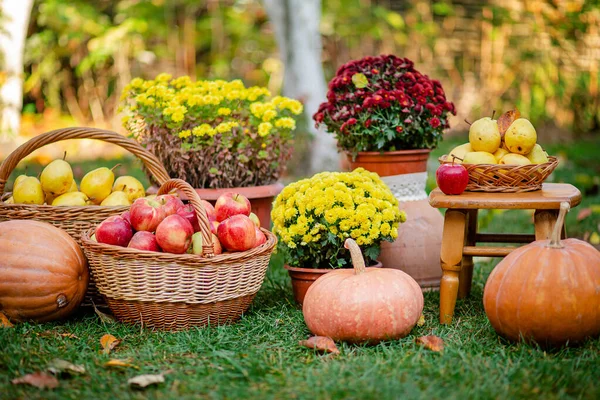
(0, 220, 89, 322)
(484, 202, 600, 346)
(302, 238, 424, 344)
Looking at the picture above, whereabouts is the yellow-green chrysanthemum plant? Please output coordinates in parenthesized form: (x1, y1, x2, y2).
(271, 168, 406, 269)
(120, 74, 303, 188)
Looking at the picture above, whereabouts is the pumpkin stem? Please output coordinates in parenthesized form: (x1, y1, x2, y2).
(548, 202, 569, 248)
(344, 238, 366, 275)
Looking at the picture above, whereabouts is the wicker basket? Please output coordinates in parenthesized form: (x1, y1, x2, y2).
(0, 127, 171, 306)
(80, 178, 277, 331)
(438, 155, 559, 193)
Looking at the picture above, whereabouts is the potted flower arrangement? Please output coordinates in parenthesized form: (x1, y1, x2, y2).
(271, 167, 406, 305)
(313, 55, 457, 289)
(119, 74, 303, 228)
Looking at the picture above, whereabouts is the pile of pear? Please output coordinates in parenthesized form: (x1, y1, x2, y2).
(5, 159, 147, 207)
(449, 112, 550, 167)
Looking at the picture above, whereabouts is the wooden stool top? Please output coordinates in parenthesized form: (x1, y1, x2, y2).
(429, 183, 581, 210)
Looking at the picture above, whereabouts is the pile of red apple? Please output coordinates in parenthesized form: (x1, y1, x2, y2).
(94, 192, 267, 255)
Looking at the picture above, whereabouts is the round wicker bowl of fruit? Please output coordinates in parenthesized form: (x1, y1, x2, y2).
(439, 109, 559, 193)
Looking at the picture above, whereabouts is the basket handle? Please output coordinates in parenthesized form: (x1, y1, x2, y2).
(157, 178, 214, 258)
(0, 127, 171, 197)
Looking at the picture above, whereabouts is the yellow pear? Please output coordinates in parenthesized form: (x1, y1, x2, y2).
(469, 117, 501, 153)
(525, 144, 549, 164)
(463, 151, 497, 165)
(5, 196, 14, 204)
(499, 153, 531, 165)
(13, 177, 45, 205)
(448, 143, 472, 164)
(52, 191, 90, 206)
(493, 148, 509, 163)
(112, 176, 145, 202)
(504, 118, 537, 155)
(40, 159, 74, 197)
(14, 174, 28, 188)
(80, 166, 116, 205)
(100, 191, 131, 206)
(68, 179, 78, 192)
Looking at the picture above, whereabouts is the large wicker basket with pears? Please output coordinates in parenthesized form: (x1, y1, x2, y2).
(439, 109, 559, 193)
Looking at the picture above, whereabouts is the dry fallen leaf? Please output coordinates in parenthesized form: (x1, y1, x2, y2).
(100, 334, 121, 354)
(104, 359, 139, 369)
(299, 336, 340, 355)
(94, 304, 116, 324)
(497, 108, 521, 137)
(417, 314, 425, 327)
(577, 208, 592, 222)
(11, 372, 59, 389)
(60, 333, 79, 339)
(416, 335, 445, 352)
(0, 311, 13, 328)
(590, 232, 600, 245)
(47, 359, 86, 376)
(128, 373, 165, 389)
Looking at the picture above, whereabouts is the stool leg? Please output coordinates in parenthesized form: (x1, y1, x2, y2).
(458, 209, 477, 299)
(440, 209, 467, 324)
(534, 210, 559, 240)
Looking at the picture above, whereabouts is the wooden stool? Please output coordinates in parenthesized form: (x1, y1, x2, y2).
(428, 183, 582, 324)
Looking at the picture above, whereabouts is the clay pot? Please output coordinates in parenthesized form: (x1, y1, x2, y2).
(285, 261, 383, 306)
(345, 149, 443, 290)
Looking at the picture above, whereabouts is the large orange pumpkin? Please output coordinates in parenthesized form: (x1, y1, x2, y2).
(0, 220, 89, 322)
(302, 238, 424, 344)
(484, 202, 600, 346)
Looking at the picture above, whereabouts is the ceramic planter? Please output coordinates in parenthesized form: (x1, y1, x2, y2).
(345, 149, 443, 290)
(285, 261, 383, 306)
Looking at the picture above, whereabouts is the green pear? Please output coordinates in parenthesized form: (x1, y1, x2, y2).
(504, 118, 537, 155)
(112, 176, 145, 202)
(469, 117, 501, 153)
(40, 159, 74, 197)
(448, 142, 472, 164)
(525, 144, 549, 164)
(100, 191, 131, 206)
(52, 191, 91, 206)
(13, 177, 45, 205)
(80, 167, 116, 205)
(499, 153, 531, 166)
(463, 151, 497, 165)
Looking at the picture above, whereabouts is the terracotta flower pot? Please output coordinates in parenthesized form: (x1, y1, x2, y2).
(344, 149, 443, 291)
(285, 261, 383, 306)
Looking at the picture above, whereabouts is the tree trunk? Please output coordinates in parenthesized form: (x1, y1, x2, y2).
(0, 0, 33, 138)
(263, 0, 338, 174)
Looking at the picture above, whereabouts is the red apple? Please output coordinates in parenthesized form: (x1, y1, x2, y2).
(217, 214, 256, 252)
(156, 194, 184, 216)
(96, 215, 133, 247)
(176, 204, 201, 232)
(200, 200, 217, 221)
(121, 210, 132, 226)
(130, 197, 167, 232)
(128, 231, 161, 252)
(254, 227, 266, 247)
(249, 212, 260, 228)
(436, 163, 469, 195)
(190, 232, 223, 256)
(214, 192, 251, 222)
(155, 214, 194, 254)
(210, 220, 220, 235)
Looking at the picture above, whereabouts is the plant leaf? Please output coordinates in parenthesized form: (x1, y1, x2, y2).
(128, 373, 165, 389)
(352, 73, 368, 88)
(0, 311, 13, 328)
(47, 359, 86, 376)
(497, 108, 521, 137)
(417, 314, 425, 327)
(577, 207, 592, 221)
(100, 334, 121, 354)
(299, 336, 340, 355)
(12, 372, 59, 389)
(416, 335, 445, 352)
(104, 359, 139, 369)
(93, 304, 116, 324)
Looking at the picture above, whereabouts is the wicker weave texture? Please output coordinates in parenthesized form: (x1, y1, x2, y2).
(439, 155, 558, 193)
(0, 127, 171, 306)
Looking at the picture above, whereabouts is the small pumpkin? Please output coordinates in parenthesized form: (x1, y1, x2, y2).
(483, 202, 600, 346)
(0, 220, 89, 322)
(302, 238, 424, 344)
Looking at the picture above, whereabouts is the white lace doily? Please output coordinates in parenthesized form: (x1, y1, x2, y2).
(381, 172, 428, 201)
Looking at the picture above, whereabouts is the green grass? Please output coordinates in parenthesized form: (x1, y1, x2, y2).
(1, 137, 599, 399)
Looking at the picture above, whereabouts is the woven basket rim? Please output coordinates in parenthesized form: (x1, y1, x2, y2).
(81, 226, 277, 265)
(439, 154, 558, 167)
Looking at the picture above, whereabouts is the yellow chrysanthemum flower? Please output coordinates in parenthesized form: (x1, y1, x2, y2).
(258, 122, 272, 137)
